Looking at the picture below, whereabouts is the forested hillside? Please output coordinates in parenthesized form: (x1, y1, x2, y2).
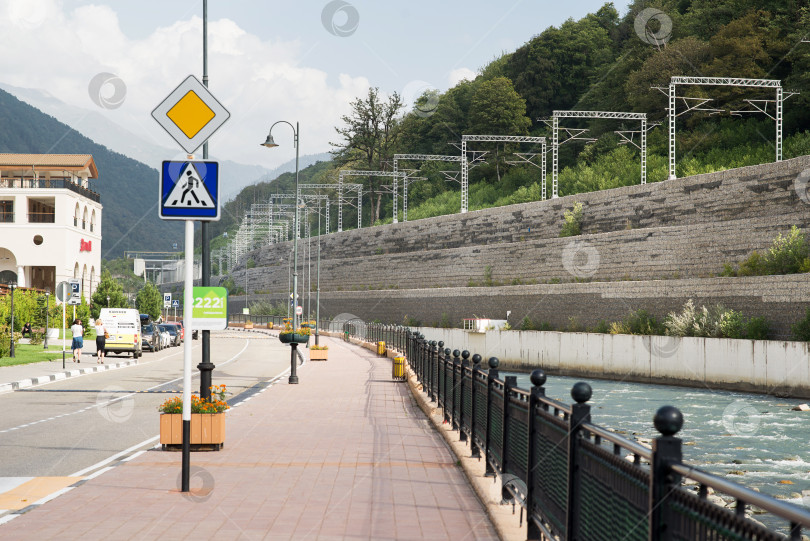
(0, 88, 183, 256)
(216, 0, 810, 246)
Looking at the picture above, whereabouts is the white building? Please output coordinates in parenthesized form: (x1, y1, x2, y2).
(0, 154, 102, 298)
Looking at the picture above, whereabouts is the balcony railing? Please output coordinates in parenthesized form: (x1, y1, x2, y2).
(0, 178, 100, 203)
(28, 212, 55, 223)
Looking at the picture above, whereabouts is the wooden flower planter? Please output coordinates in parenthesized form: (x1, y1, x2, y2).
(310, 349, 328, 361)
(244, 322, 254, 329)
(160, 413, 225, 450)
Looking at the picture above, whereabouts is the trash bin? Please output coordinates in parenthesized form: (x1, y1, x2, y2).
(393, 356, 405, 380)
(377, 341, 386, 356)
(344, 330, 349, 341)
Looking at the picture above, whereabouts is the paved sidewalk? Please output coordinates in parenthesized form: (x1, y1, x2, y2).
(1, 335, 499, 540)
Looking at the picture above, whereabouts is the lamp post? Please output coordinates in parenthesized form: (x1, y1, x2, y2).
(44, 289, 50, 349)
(316, 200, 322, 346)
(262, 120, 300, 384)
(8, 281, 16, 358)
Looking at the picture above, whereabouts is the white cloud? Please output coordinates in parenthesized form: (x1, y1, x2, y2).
(447, 67, 477, 87)
(0, 0, 369, 168)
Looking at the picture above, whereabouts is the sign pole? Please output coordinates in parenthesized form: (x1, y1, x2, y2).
(62, 300, 66, 368)
(181, 219, 194, 492)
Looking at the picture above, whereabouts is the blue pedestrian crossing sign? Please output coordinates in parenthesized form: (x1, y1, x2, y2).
(159, 160, 220, 221)
(172, 299, 180, 308)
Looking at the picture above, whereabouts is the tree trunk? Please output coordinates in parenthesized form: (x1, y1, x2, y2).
(375, 193, 382, 223)
(368, 190, 376, 227)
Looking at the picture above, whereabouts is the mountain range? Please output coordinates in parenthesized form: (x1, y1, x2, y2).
(0, 84, 331, 257)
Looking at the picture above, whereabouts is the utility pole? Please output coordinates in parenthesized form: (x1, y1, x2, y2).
(198, 0, 215, 401)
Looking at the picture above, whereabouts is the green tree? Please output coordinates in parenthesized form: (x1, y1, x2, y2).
(135, 281, 162, 320)
(468, 77, 531, 182)
(331, 87, 405, 223)
(91, 269, 130, 319)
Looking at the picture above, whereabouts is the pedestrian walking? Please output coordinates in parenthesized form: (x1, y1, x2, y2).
(95, 318, 106, 364)
(70, 319, 84, 362)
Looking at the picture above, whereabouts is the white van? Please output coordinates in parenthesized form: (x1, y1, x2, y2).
(98, 308, 142, 359)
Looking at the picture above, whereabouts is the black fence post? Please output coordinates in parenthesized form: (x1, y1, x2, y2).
(443, 347, 452, 424)
(428, 341, 437, 402)
(452, 349, 461, 431)
(459, 350, 468, 439)
(484, 357, 500, 476)
(501, 375, 517, 478)
(649, 405, 684, 541)
(470, 353, 482, 458)
(565, 381, 592, 540)
(416, 334, 423, 382)
(526, 369, 546, 541)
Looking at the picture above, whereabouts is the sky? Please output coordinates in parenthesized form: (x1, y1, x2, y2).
(0, 0, 618, 169)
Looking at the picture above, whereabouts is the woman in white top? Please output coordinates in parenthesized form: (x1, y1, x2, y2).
(95, 318, 106, 364)
(70, 319, 84, 362)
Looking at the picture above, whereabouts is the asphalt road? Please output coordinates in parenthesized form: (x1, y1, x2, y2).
(0, 332, 292, 478)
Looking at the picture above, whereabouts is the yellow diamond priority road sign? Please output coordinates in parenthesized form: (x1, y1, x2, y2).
(151, 75, 230, 154)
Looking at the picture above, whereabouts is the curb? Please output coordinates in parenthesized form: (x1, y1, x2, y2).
(0, 359, 139, 394)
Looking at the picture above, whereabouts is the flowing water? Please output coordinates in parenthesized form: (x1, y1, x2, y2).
(505, 370, 810, 531)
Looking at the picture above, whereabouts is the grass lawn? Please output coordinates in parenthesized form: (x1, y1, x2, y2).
(0, 344, 69, 367)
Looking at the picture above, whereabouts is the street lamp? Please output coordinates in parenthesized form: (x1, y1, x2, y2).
(316, 200, 322, 346)
(8, 281, 16, 358)
(262, 120, 301, 384)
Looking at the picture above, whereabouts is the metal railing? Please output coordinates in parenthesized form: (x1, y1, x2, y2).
(0, 178, 100, 203)
(28, 212, 55, 223)
(354, 323, 810, 541)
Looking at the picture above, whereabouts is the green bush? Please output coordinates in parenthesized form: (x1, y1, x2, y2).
(592, 320, 610, 334)
(608, 310, 663, 335)
(560, 202, 583, 237)
(724, 228, 810, 277)
(746, 317, 769, 340)
(718, 309, 745, 339)
(29, 331, 44, 346)
(762, 226, 810, 275)
(0, 324, 20, 357)
(666, 300, 767, 339)
(483, 266, 494, 287)
(791, 308, 810, 342)
(536, 321, 553, 331)
(520, 316, 533, 330)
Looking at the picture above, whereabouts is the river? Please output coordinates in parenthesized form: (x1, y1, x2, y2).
(506, 370, 810, 529)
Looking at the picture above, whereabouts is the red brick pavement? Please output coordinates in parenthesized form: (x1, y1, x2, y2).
(1, 336, 499, 540)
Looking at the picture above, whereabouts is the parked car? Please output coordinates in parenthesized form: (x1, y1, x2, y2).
(172, 321, 185, 341)
(160, 324, 181, 347)
(141, 323, 160, 352)
(158, 326, 171, 349)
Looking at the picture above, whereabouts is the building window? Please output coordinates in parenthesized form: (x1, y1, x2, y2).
(28, 198, 55, 223)
(0, 200, 12, 223)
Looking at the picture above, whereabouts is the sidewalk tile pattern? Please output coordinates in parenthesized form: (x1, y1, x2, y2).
(2, 337, 498, 540)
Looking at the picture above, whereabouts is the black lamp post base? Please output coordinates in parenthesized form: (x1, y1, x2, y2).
(289, 343, 299, 384)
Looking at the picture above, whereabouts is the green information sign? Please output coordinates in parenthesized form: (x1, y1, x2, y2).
(191, 286, 228, 330)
